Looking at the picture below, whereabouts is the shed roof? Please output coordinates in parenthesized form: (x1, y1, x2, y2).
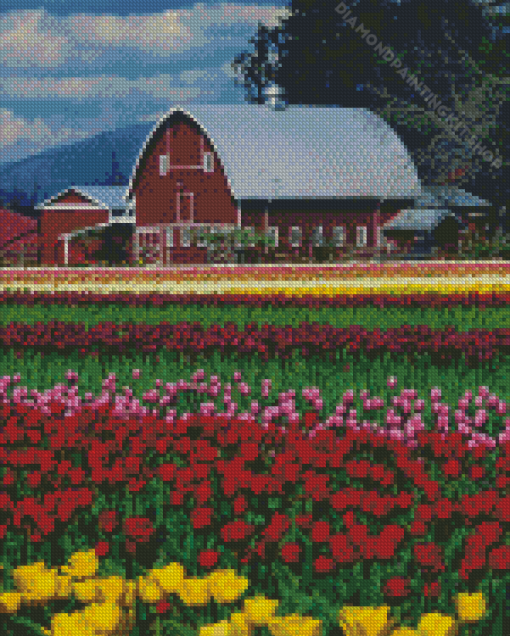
(36, 186, 128, 210)
(383, 208, 458, 231)
(128, 105, 422, 201)
(415, 186, 491, 208)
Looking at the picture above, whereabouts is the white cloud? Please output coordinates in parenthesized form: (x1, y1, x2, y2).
(0, 9, 71, 68)
(0, 108, 92, 149)
(0, 74, 207, 101)
(0, 4, 291, 69)
(66, 11, 192, 53)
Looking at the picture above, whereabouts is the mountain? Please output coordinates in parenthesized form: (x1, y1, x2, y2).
(0, 122, 158, 212)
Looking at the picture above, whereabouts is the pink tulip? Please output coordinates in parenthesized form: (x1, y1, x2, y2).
(233, 371, 242, 382)
(238, 382, 250, 396)
(430, 387, 441, 401)
(387, 376, 398, 389)
(193, 369, 206, 382)
(474, 395, 484, 407)
(343, 390, 355, 403)
(457, 398, 470, 410)
(478, 386, 490, 399)
(132, 369, 141, 379)
(497, 401, 507, 415)
(474, 409, 488, 427)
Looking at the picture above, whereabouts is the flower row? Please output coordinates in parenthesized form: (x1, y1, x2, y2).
(2, 319, 510, 365)
(2, 290, 510, 308)
(1, 398, 509, 588)
(0, 548, 490, 636)
(1, 261, 509, 283)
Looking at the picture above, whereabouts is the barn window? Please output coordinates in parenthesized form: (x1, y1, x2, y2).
(312, 225, 324, 247)
(356, 225, 368, 247)
(159, 155, 168, 176)
(181, 227, 191, 247)
(289, 226, 302, 247)
(203, 152, 214, 173)
(165, 227, 173, 248)
(332, 226, 345, 247)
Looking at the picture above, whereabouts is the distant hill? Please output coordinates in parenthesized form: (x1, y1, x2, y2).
(0, 122, 157, 212)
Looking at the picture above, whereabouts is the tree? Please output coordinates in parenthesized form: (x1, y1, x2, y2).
(232, 23, 282, 104)
(232, 0, 509, 226)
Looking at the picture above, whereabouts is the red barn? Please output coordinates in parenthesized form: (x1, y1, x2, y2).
(0, 209, 38, 266)
(36, 186, 133, 265)
(37, 102, 424, 265)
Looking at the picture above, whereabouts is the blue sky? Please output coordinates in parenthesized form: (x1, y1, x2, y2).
(0, 1, 291, 165)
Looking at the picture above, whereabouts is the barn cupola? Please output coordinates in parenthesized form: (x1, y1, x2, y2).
(263, 83, 287, 110)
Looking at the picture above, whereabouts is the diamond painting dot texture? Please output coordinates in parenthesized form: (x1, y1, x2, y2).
(0, 1, 509, 635)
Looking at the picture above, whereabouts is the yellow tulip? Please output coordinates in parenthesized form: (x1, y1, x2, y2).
(60, 549, 99, 579)
(147, 562, 186, 594)
(96, 576, 128, 605)
(242, 596, 280, 626)
(416, 612, 458, 636)
(118, 580, 137, 608)
(390, 629, 420, 636)
(20, 570, 58, 605)
(199, 619, 233, 636)
(72, 578, 102, 604)
(454, 592, 487, 623)
(137, 575, 164, 604)
(207, 570, 250, 604)
(267, 613, 322, 636)
(178, 577, 211, 607)
(229, 611, 253, 636)
(11, 561, 48, 592)
(81, 600, 122, 634)
(53, 573, 73, 600)
(0, 591, 23, 613)
(337, 605, 396, 636)
(51, 610, 94, 636)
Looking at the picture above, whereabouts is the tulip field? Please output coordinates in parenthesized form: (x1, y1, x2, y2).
(0, 263, 509, 636)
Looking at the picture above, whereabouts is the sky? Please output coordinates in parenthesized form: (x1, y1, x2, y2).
(0, 1, 292, 165)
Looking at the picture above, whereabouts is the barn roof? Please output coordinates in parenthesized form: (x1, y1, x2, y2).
(36, 186, 128, 210)
(383, 208, 459, 231)
(415, 186, 491, 208)
(127, 105, 422, 201)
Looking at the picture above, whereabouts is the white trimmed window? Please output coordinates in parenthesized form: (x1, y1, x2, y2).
(181, 227, 191, 247)
(165, 227, 173, 248)
(159, 155, 168, 176)
(267, 225, 278, 248)
(356, 225, 368, 247)
(289, 226, 302, 247)
(203, 152, 214, 173)
(332, 226, 345, 247)
(312, 225, 324, 247)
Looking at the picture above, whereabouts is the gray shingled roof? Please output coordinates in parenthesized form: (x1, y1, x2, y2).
(415, 186, 491, 208)
(383, 209, 457, 231)
(128, 105, 422, 201)
(37, 186, 128, 210)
